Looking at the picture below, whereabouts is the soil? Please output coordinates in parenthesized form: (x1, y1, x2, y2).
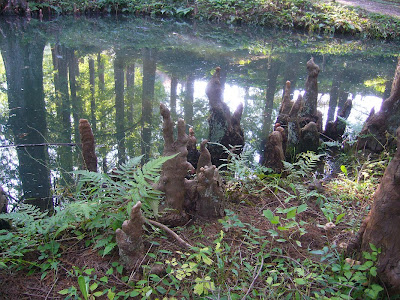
(333, 0, 400, 18)
(0, 182, 367, 299)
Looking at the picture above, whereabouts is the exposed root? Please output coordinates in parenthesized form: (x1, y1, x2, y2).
(145, 218, 193, 249)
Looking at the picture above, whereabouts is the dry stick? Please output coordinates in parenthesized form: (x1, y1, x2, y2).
(145, 218, 192, 249)
(129, 243, 153, 283)
(44, 278, 58, 300)
(241, 258, 264, 300)
(0, 143, 80, 148)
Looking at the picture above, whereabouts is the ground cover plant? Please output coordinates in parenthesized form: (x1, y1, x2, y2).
(0, 145, 393, 299)
(1, 0, 400, 40)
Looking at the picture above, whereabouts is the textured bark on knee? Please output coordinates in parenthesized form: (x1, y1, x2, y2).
(357, 57, 400, 153)
(206, 67, 244, 167)
(156, 104, 226, 225)
(79, 119, 97, 172)
(347, 126, 400, 295)
(267, 57, 346, 169)
(116, 201, 144, 270)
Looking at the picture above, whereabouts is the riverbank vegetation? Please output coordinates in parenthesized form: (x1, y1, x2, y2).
(2, 0, 400, 40)
(0, 146, 392, 299)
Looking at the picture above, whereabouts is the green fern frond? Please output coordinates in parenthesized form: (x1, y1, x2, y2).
(141, 154, 177, 178)
(284, 151, 324, 182)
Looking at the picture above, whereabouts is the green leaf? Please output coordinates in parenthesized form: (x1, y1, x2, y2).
(286, 207, 297, 219)
(106, 267, 113, 275)
(116, 265, 123, 274)
(107, 289, 115, 300)
(156, 286, 167, 294)
(202, 254, 213, 266)
(78, 275, 89, 300)
(193, 282, 204, 295)
(103, 243, 117, 257)
(40, 271, 47, 280)
(263, 209, 274, 221)
(295, 278, 306, 285)
(335, 213, 345, 224)
(369, 243, 377, 252)
(267, 229, 279, 237)
(297, 204, 308, 214)
(340, 165, 348, 176)
(58, 289, 70, 295)
(130, 290, 140, 297)
(90, 282, 98, 292)
(84, 268, 94, 275)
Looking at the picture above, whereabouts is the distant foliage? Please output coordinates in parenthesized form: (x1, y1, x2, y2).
(14, 0, 400, 39)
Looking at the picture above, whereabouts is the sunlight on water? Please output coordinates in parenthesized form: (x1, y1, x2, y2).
(194, 81, 245, 112)
(195, 80, 383, 137)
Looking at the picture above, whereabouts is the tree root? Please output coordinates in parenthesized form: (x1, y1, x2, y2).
(145, 218, 193, 249)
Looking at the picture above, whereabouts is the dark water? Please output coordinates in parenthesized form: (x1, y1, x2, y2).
(0, 16, 399, 208)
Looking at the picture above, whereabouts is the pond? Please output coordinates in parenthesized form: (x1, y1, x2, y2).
(0, 15, 399, 209)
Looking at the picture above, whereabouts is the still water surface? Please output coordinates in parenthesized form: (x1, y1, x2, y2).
(0, 16, 399, 206)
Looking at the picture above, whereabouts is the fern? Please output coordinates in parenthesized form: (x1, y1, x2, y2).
(283, 151, 325, 183)
(210, 142, 253, 181)
(72, 154, 177, 227)
(271, 151, 326, 203)
(0, 155, 175, 264)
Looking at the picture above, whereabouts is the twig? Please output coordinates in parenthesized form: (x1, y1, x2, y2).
(259, 185, 287, 210)
(0, 142, 80, 148)
(45, 278, 57, 300)
(318, 132, 336, 142)
(129, 244, 153, 283)
(145, 218, 192, 249)
(241, 258, 264, 300)
(23, 292, 47, 298)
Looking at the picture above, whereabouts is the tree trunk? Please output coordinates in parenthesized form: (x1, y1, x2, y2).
(260, 59, 281, 164)
(126, 63, 135, 126)
(170, 76, 178, 120)
(184, 75, 194, 128)
(141, 48, 157, 163)
(206, 67, 244, 167)
(282, 53, 302, 96)
(348, 126, 400, 294)
(326, 72, 341, 127)
(54, 44, 73, 187)
(357, 57, 400, 152)
(79, 119, 97, 172)
(114, 53, 126, 166)
(97, 53, 105, 92)
(1, 23, 52, 211)
(68, 49, 83, 167)
(126, 63, 135, 157)
(89, 58, 96, 134)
